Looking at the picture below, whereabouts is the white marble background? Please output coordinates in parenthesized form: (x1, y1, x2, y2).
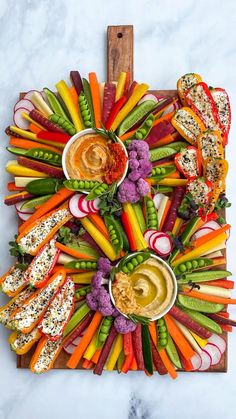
(0, 0, 236, 418)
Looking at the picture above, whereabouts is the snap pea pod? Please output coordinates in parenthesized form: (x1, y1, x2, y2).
(65, 260, 98, 270)
(177, 294, 224, 313)
(156, 318, 169, 350)
(150, 146, 177, 162)
(117, 349, 125, 373)
(49, 114, 76, 135)
(118, 100, 157, 136)
(63, 179, 101, 192)
(43, 87, 71, 122)
(78, 91, 93, 128)
(63, 302, 90, 337)
(125, 114, 155, 145)
(132, 202, 146, 233)
(82, 79, 95, 128)
(75, 285, 91, 300)
(114, 219, 129, 251)
(120, 251, 151, 274)
(173, 258, 214, 275)
(177, 270, 232, 285)
(166, 335, 182, 369)
(86, 182, 109, 200)
(152, 185, 174, 194)
(167, 141, 188, 152)
(144, 196, 159, 229)
(96, 316, 113, 349)
(151, 164, 176, 181)
(26, 177, 64, 195)
(7, 147, 62, 167)
(179, 307, 222, 334)
(104, 215, 123, 254)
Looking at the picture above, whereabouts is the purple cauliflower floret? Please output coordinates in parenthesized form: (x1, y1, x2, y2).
(138, 159, 152, 177)
(136, 178, 150, 197)
(138, 150, 150, 160)
(112, 307, 120, 317)
(129, 150, 138, 159)
(97, 257, 112, 275)
(92, 271, 103, 289)
(117, 179, 140, 203)
(114, 315, 137, 334)
(129, 158, 140, 171)
(86, 289, 99, 311)
(128, 140, 149, 155)
(128, 169, 142, 182)
(97, 287, 114, 316)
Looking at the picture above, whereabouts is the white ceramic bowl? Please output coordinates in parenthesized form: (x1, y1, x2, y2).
(62, 128, 128, 188)
(109, 253, 177, 321)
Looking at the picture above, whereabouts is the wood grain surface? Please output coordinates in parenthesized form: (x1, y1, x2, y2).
(17, 25, 227, 372)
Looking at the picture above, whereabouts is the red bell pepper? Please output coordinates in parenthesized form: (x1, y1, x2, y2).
(105, 96, 127, 130)
(121, 332, 134, 373)
(210, 87, 231, 144)
(24, 235, 61, 288)
(37, 130, 71, 144)
(174, 146, 201, 180)
(185, 82, 223, 133)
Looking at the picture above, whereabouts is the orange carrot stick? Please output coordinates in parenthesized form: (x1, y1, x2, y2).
(164, 314, 195, 361)
(7, 182, 24, 192)
(19, 188, 74, 233)
(55, 242, 97, 260)
(82, 358, 94, 369)
(200, 280, 234, 289)
(151, 134, 175, 148)
(88, 213, 110, 239)
(69, 86, 79, 110)
(168, 171, 180, 179)
(193, 224, 231, 248)
(51, 266, 88, 275)
(218, 312, 229, 318)
(159, 349, 177, 379)
(160, 200, 172, 230)
(148, 322, 158, 347)
(91, 348, 102, 364)
(181, 289, 236, 305)
(130, 356, 138, 370)
(67, 311, 103, 369)
(89, 72, 101, 128)
(9, 137, 63, 154)
(28, 123, 42, 134)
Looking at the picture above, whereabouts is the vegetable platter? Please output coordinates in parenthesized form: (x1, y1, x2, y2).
(0, 25, 233, 377)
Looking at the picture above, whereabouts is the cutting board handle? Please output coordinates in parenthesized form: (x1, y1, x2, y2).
(107, 25, 134, 82)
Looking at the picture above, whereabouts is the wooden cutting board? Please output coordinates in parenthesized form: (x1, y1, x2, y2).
(17, 25, 227, 372)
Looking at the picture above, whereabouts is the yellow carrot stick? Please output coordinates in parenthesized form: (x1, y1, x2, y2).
(106, 334, 123, 371)
(80, 217, 118, 261)
(156, 178, 188, 187)
(172, 217, 183, 237)
(55, 80, 83, 132)
(171, 232, 228, 267)
(71, 272, 95, 284)
(10, 126, 37, 140)
(22, 112, 45, 130)
(111, 83, 149, 131)
(6, 160, 48, 177)
(122, 203, 148, 251)
(83, 331, 99, 360)
(115, 72, 127, 101)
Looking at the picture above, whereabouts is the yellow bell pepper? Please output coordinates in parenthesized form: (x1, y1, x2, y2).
(56, 80, 83, 132)
(171, 107, 206, 145)
(115, 72, 127, 101)
(106, 334, 123, 371)
(111, 83, 149, 131)
(157, 178, 188, 187)
(190, 331, 208, 348)
(6, 160, 48, 177)
(80, 218, 118, 261)
(71, 272, 95, 284)
(177, 73, 202, 105)
(171, 232, 228, 267)
(9, 328, 41, 355)
(122, 203, 148, 251)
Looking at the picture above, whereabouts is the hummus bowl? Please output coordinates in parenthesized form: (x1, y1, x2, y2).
(62, 128, 128, 188)
(109, 253, 177, 321)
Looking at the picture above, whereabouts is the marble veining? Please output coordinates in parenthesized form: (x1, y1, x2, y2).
(0, 0, 236, 418)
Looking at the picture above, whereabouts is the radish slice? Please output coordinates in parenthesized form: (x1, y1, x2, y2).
(69, 194, 88, 218)
(153, 193, 165, 209)
(190, 353, 202, 371)
(71, 336, 81, 346)
(198, 350, 212, 371)
(13, 107, 30, 130)
(144, 229, 158, 243)
(78, 195, 90, 214)
(63, 343, 77, 355)
(15, 201, 35, 214)
(90, 198, 100, 212)
(14, 99, 35, 112)
(192, 227, 214, 241)
(149, 231, 166, 249)
(16, 211, 32, 221)
(208, 334, 226, 355)
(24, 90, 43, 101)
(202, 221, 221, 231)
(151, 233, 173, 256)
(138, 94, 159, 105)
(204, 343, 222, 366)
(87, 200, 99, 214)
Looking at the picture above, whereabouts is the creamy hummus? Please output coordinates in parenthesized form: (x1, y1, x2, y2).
(112, 257, 175, 318)
(65, 133, 111, 181)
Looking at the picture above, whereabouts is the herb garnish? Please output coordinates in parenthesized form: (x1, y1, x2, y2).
(94, 124, 118, 143)
(9, 235, 29, 271)
(127, 314, 151, 325)
(98, 183, 122, 216)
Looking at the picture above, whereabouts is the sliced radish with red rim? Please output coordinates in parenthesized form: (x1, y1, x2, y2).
(13, 107, 30, 130)
(198, 350, 211, 371)
(71, 336, 81, 346)
(149, 231, 166, 249)
(78, 195, 90, 214)
(203, 343, 222, 366)
(16, 211, 32, 221)
(90, 198, 100, 212)
(138, 94, 159, 105)
(191, 227, 215, 241)
(144, 229, 158, 243)
(208, 334, 226, 355)
(69, 194, 88, 218)
(150, 233, 173, 257)
(14, 99, 35, 112)
(87, 200, 99, 213)
(15, 201, 35, 214)
(190, 353, 202, 371)
(63, 343, 77, 355)
(202, 221, 221, 231)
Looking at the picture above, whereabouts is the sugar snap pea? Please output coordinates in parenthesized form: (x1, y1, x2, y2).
(104, 215, 123, 254)
(96, 316, 113, 348)
(75, 285, 91, 300)
(7, 146, 62, 167)
(180, 307, 222, 334)
(120, 251, 151, 274)
(144, 196, 159, 229)
(86, 182, 109, 200)
(151, 164, 176, 180)
(82, 79, 95, 128)
(65, 260, 98, 270)
(173, 258, 214, 275)
(125, 114, 155, 145)
(156, 318, 169, 349)
(118, 100, 157, 136)
(166, 335, 182, 369)
(49, 114, 76, 135)
(177, 270, 232, 285)
(43, 87, 71, 122)
(64, 179, 101, 192)
(177, 294, 224, 313)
